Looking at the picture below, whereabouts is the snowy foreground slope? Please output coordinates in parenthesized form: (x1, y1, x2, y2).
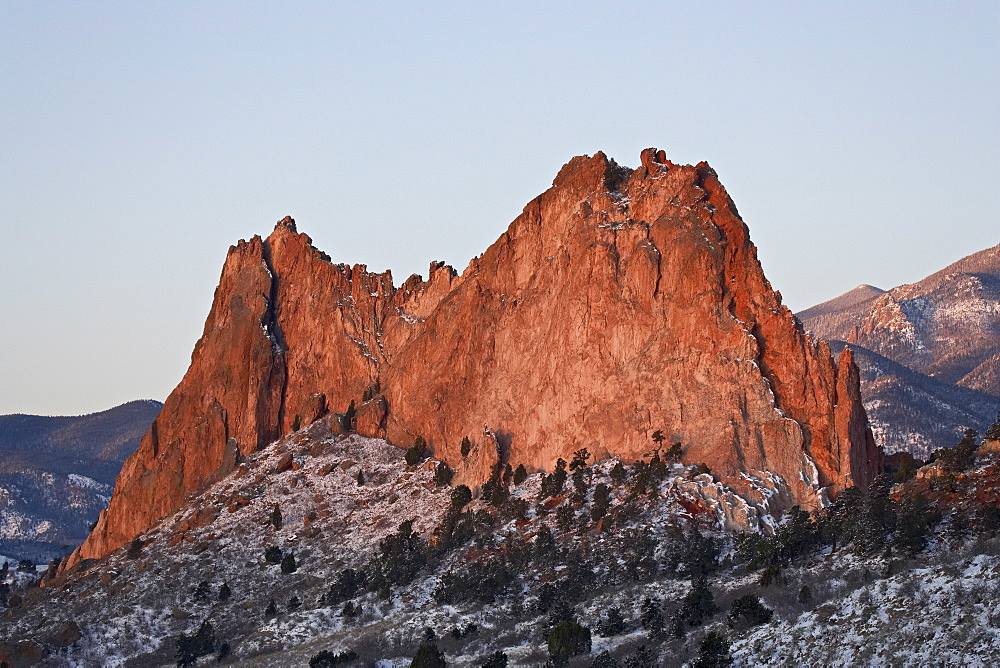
(4, 416, 1000, 666)
(735, 550, 1000, 666)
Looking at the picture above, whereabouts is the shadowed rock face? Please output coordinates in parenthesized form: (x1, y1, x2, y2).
(71, 149, 880, 564)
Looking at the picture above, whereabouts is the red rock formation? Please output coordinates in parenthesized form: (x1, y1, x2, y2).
(73, 236, 286, 561)
(70, 149, 880, 565)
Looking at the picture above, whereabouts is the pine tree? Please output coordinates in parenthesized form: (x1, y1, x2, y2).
(681, 577, 718, 627)
(513, 464, 528, 485)
(482, 466, 509, 507)
(310, 650, 360, 667)
(936, 428, 979, 473)
(623, 644, 656, 668)
(693, 631, 732, 667)
(640, 597, 665, 637)
(175, 620, 216, 666)
(666, 442, 684, 462)
(270, 504, 283, 530)
(193, 580, 211, 603)
(610, 461, 627, 485)
(539, 458, 569, 499)
(218, 582, 231, 602)
(450, 485, 472, 509)
(596, 607, 627, 636)
(728, 594, 773, 629)
(547, 619, 591, 661)
(434, 461, 454, 487)
(264, 545, 283, 564)
(281, 553, 298, 574)
(264, 598, 277, 617)
(591, 483, 612, 521)
(570, 448, 591, 471)
(324, 568, 365, 606)
(406, 437, 431, 466)
(895, 494, 940, 556)
(556, 504, 576, 532)
(669, 614, 686, 639)
(985, 412, 1000, 442)
(479, 650, 508, 668)
(572, 467, 589, 504)
(356, 470, 365, 485)
(127, 537, 143, 559)
(895, 455, 917, 482)
(460, 436, 472, 458)
(534, 524, 556, 558)
(411, 641, 446, 667)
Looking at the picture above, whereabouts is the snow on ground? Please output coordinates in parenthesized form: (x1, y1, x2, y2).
(8, 416, 1000, 665)
(734, 549, 1000, 666)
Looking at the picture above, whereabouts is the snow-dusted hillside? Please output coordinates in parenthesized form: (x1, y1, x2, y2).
(0, 400, 161, 562)
(0, 471, 111, 563)
(829, 342, 1000, 460)
(798, 244, 1000, 457)
(0, 416, 779, 666)
(735, 550, 1000, 666)
(6, 417, 1000, 666)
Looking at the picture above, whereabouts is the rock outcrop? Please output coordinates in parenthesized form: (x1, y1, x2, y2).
(71, 149, 880, 565)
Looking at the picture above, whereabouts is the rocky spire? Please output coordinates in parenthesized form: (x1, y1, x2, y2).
(69, 149, 880, 566)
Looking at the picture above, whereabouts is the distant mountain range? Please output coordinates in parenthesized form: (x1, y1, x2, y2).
(798, 244, 1000, 458)
(0, 400, 161, 563)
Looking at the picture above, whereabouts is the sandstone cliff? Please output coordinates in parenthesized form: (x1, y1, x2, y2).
(72, 149, 880, 565)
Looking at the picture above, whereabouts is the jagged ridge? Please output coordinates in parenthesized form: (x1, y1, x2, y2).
(71, 149, 880, 566)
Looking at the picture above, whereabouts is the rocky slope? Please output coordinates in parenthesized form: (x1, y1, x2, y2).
(4, 417, 999, 667)
(0, 416, 764, 666)
(72, 149, 880, 567)
(0, 401, 161, 562)
(799, 245, 1000, 456)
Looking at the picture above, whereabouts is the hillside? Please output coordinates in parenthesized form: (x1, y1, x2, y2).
(0, 400, 162, 483)
(799, 244, 1000, 456)
(4, 415, 1000, 666)
(801, 244, 1000, 393)
(0, 401, 161, 562)
(795, 284, 884, 340)
(829, 343, 999, 460)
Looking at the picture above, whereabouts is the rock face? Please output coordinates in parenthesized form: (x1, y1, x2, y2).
(72, 149, 880, 565)
(799, 244, 1000, 457)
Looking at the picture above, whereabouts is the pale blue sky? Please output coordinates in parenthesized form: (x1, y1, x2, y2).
(2, 1, 998, 416)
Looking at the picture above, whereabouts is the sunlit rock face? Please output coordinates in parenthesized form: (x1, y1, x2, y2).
(71, 148, 880, 565)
